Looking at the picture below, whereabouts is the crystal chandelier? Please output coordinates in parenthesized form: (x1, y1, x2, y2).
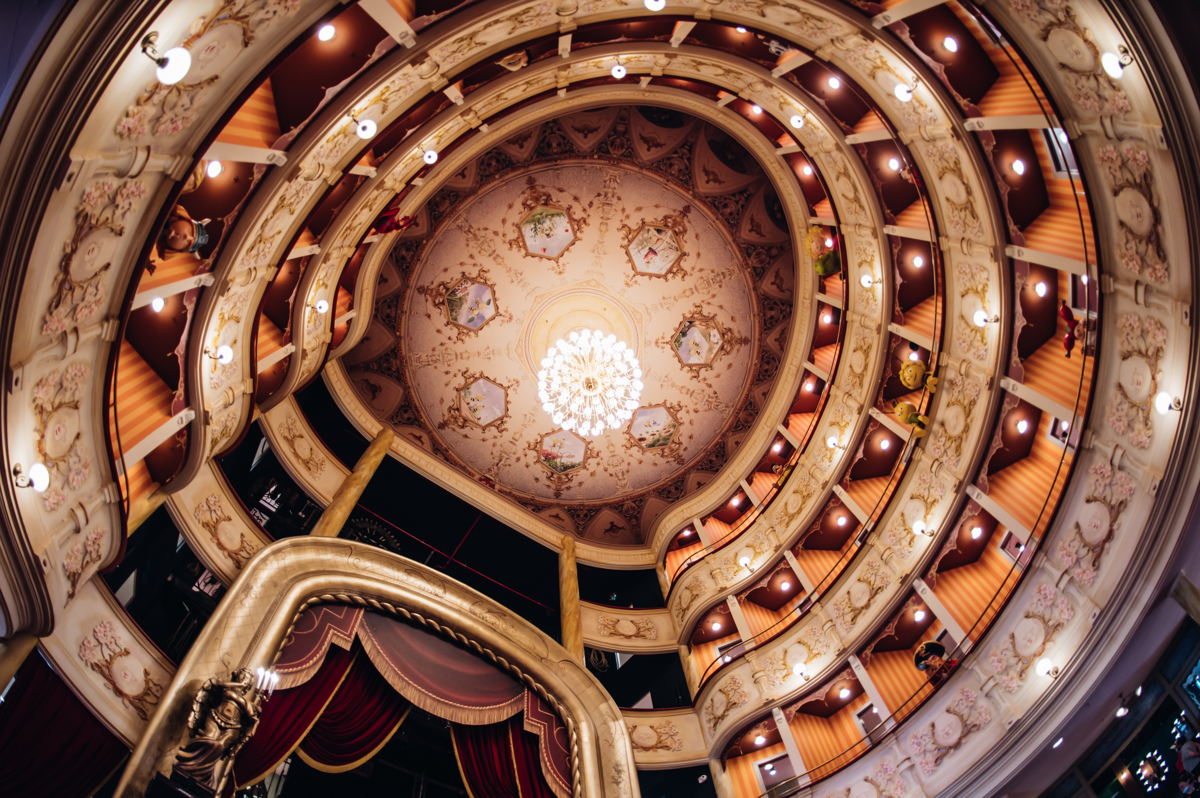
(537, 329, 644, 436)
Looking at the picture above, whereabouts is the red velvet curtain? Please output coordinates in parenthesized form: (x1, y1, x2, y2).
(298, 646, 410, 772)
(451, 716, 561, 798)
(233, 643, 353, 786)
(0, 652, 127, 798)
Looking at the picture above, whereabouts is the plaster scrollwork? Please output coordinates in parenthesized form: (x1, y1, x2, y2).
(45, 179, 146, 338)
(952, 260, 992, 363)
(1108, 313, 1167, 449)
(716, 0, 848, 46)
(828, 552, 892, 636)
(597, 615, 659, 641)
(114, 0, 302, 143)
(918, 140, 986, 244)
(627, 720, 683, 753)
(1054, 460, 1135, 587)
(1097, 142, 1168, 283)
(821, 758, 915, 798)
(78, 620, 165, 721)
(276, 416, 327, 476)
(62, 527, 106, 602)
(193, 493, 257, 570)
(986, 583, 1076, 694)
(907, 688, 993, 777)
(32, 360, 92, 513)
(672, 575, 710, 625)
(922, 371, 984, 473)
(750, 632, 833, 695)
(704, 675, 749, 734)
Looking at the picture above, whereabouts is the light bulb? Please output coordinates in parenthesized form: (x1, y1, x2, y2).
(970, 525, 983, 540)
(1035, 657, 1055, 677)
(723, 654, 732, 663)
(943, 36, 959, 53)
(1016, 419, 1029, 434)
(750, 104, 762, 115)
(894, 83, 913, 102)
(215, 344, 234, 364)
(1052, 737, 1064, 749)
(793, 662, 806, 677)
(821, 312, 832, 324)
(880, 438, 891, 450)
(682, 528, 693, 537)
(824, 236, 834, 248)
(804, 380, 816, 392)
(827, 76, 841, 89)
(731, 496, 742, 508)
(838, 687, 852, 700)
(790, 114, 805, 129)
(611, 64, 627, 79)
(150, 296, 165, 313)
(156, 46, 192, 85)
(912, 519, 927, 536)
(754, 734, 766, 746)
(353, 117, 377, 140)
(914, 609, 927, 622)
(1060, 420, 1070, 433)
(780, 580, 791, 591)
(710, 621, 722, 632)
(826, 435, 840, 449)
(206, 160, 223, 178)
(28, 462, 50, 493)
(1080, 274, 1089, 285)
(314, 299, 330, 314)
(736, 26, 748, 33)
(1154, 391, 1174, 414)
(860, 273, 875, 288)
(1115, 705, 1129, 718)
(317, 24, 336, 41)
(801, 164, 813, 176)
(738, 555, 751, 567)
(887, 157, 901, 172)
(772, 442, 783, 453)
(1011, 158, 1026, 175)
(913, 255, 924, 268)
(908, 350, 920, 361)
(836, 515, 848, 527)
(423, 149, 439, 164)
(1035, 281, 1048, 297)
(644, 0, 666, 9)
(973, 309, 991, 327)
(1101, 51, 1125, 79)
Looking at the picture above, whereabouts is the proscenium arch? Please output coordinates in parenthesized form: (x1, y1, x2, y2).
(114, 535, 638, 797)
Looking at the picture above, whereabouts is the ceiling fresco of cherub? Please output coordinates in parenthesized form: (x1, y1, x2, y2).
(347, 106, 796, 544)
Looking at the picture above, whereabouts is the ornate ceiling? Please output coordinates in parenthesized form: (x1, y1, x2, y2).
(346, 106, 795, 543)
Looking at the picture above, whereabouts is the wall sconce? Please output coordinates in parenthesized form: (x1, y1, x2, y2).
(789, 113, 806, 129)
(423, 149, 439, 165)
(1035, 657, 1060, 678)
(737, 549, 754, 569)
(893, 78, 919, 102)
(312, 299, 330, 314)
(13, 462, 50, 493)
(611, 63, 627, 80)
(973, 309, 999, 327)
(350, 116, 377, 140)
(140, 32, 191, 85)
(1154, 391, 1182, 414)
(792, 661, 810, 680)
(859, 272, 877, 288)
(254, 666, 280, 697)
(644, 0, 666, 10)
(207, 344, 234, 365)
(825, 435, 843, 450)
(1101, 45, 1133, 79)
(912, 519, 934, 537)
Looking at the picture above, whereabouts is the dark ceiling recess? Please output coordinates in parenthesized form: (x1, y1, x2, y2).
(1016, 261, 1060, 359)
(899, 4, 998, 107)
(744, 564, 802, 612)
(937, 506, 998, 572)
(988, 129, 1050, 231)
(787, 62, 869, 130)
(578, 563, 665, 609)
(986, 398, 1042, 475)
(796, 670, 863, 718)
(638, 765, 718, 798)
(869, 594, 936, 654)
(802, 502, 857, 551)
(893, 237, 935, 311)
(861, 139, 920, 217)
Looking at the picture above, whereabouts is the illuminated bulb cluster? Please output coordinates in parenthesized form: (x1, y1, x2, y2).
(537, 329, 643, 436)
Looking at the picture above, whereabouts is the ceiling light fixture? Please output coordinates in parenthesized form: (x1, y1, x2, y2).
(12, 463, 50, 493)
(1016, 419, 1030, 434)
(836, 515, 848, 527)
(838, 687, 852, 700)
(1135, 685, 1143, 697)
(772, 442, 783, 453)
(943, 36, 959, 53)
(1115, 705, 1129, 718)
(731, 496, 742, 508)
(611, 63, 627, 79)
(880, 437, 891, 451)
(914, 609, 927, 622)
(887, 157, 902, 172)
(970, 525, 983, 540)
(682, 527, 693, 537)
(821, 312, 832, 324)
(710, 621, 722, 632)
(1060, 420, 1070, 433)
(538, 330, 643, 436)
(781, 580, 791, 591)
(351, 116, 377, 140)
(750, 104, 762, 115)
(644, 0, 666, 10)
(912, 255, 924, 268)
(1052, 737, 1064, 749)
(206, 160, 223, 179)
(790, 114, 806, 129)
(140, 32, 192, 85)
(827, 76, 841, 89)
(804, 380, 816, 392)
(423, 149, 439, 165)
(736, 26, 748, 34)
(1080, 274, 1089, 285)
(908, 350, 920, 361)
(1101, 46, 1133, 79)
(824, 236, 834, 248)
(1011, 158, 1026, 175)
(317, 23, 336, 41)
(754, 734, 766, 746)
(150, 296, 165, 313)
(801, 164, 814, 176)
(1035, 281, 1048, 297)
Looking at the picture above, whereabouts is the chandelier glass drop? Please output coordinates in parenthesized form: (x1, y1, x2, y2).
(537, 329, 644, 436)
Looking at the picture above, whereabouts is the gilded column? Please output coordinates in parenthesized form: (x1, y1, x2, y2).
(559, 534, 584, 662)
(309, 427, 394, 538)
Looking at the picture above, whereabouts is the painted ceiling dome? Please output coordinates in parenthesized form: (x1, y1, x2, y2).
(346, 106, 795, 543)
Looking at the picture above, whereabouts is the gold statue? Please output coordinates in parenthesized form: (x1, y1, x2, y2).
(171, 668, 266, 795)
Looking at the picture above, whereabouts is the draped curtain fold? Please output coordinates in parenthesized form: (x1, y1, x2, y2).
(450, 716, 561, 798)
(0, 652, 127, 798)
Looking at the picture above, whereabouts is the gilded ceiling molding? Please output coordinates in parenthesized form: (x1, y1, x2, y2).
(114, 536, 638, 798)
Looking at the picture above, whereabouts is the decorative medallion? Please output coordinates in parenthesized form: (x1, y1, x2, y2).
(624, 216, 687, 278)
(667, 308, 731, 370)
(626, 403, 682, 451)
(442, 370, 511, 431)
(418, 268, 507, 341)
(536, 429, 588, 475)
(519, 205, 575, 259)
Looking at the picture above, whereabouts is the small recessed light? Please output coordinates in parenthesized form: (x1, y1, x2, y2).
(790, 114, 805, 129)
(943, 36, 959, 53)
(914, 609, 927, 622)
(1016, 542, 1026, 553)
(827, 76, 841, 89)
(880, 438, 891, 451)
(836, 515, 848, 527)
(821, 312, 833, 324)
(780, 580, 791, 591)
(1011, 158, 1026, 175)
(724, 654, 732, 663)
(736, 26, 748, 33)
(824, 236, 834, 248)
(887, 157, 901, 172)
(1135, 685, 1143, 697)
(611, 64, 627, 80)
(1080, 274, 1089, 285)
(731, 496, 742, 508)
(1052, 737, 1064, 749)
(206, 160, 223, 178)
(750, 104, 762, 115)
(801, 164, 814, 176)
(423, 149, 439, 165)
(1016, 419, 1030, 434)
(150, 296, 165, 313)
(772, 442, 783, 453)
(317, 24, 336, 41)
(644, 0, 666, 10)
(754, 734, 766, 746)
(912, 255, 924, 268)
(908, 350, 920, 361)
(682, 528, 693, 537)
(1035, 281, 1048, 297)
(1115, 705, 1129, 718)
(1060, 420, 1070, 433)
(838, 687, 852, 700)
(804, 380, 816, 392)
(970, 525, 983, 540)
(710, 621, 722, 632)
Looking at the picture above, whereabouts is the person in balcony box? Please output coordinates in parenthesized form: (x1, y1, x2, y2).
(913, 640, 959, 685)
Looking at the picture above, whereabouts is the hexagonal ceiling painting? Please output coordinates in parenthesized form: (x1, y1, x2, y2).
(347, 106, 796, 543)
